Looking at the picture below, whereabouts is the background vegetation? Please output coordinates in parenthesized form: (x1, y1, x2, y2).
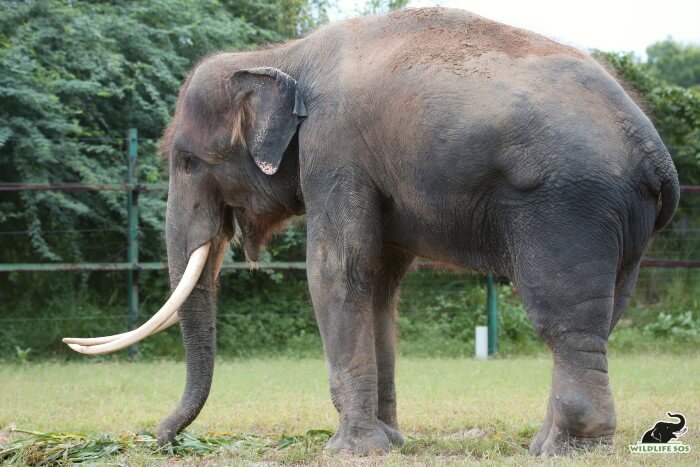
(0, 1, 698, 361)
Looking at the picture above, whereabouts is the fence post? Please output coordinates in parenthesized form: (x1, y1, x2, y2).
(126, 128, 139, 359)
(487, 274, 498, 356)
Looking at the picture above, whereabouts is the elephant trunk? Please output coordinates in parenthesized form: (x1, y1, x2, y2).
(155, 287, 217, 445)
(667, 413, 686, 432)
(156, 180, 228, 446)
(156, 237, 226, 446)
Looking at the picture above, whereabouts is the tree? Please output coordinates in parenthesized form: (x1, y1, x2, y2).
(222, 1, 329, 39)
(0, 0, 326, 301)
(646, 38, 700, 89)
(360, 0, 409, 15)
(596, 51, 700, 186)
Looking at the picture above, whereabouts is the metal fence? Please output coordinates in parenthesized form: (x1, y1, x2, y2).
(1, 129, 698, 357)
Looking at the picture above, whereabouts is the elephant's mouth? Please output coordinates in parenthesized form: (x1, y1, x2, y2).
(233, 207, 286, 262)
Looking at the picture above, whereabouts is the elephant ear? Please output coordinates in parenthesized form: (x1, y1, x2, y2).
(231, 67, 307, 175)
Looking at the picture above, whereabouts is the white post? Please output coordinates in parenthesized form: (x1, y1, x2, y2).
(475, 326, 488, 359)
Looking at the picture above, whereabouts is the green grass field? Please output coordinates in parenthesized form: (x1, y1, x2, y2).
(1, 355, 698, 465)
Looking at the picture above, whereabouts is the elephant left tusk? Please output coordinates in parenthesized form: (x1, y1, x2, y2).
(61, 312, 180, 346)
(62, 243, 210, 355)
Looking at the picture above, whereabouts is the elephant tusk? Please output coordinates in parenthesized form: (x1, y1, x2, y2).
(62, 243, 210, 355)
(61, 312, 180, 346)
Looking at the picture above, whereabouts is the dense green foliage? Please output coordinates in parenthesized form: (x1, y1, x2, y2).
(0, 1, 697, 360)
(360, 0, 410, 15)
(0, 0, 323, 311)
(0, 0, 322, 263)
(3, 268, 698, 361)
(596, 50, 700, 185)
(646, 39, 700, 89)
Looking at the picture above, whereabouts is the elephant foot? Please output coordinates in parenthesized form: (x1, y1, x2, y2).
(378, 419, 404, 446)
(530, 425, 613, 456)
(325, 420, 391, 456)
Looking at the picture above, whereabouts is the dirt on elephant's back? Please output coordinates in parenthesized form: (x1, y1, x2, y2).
(384, 8, 584, 75)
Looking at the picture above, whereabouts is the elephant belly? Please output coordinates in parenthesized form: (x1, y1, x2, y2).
(382, 199, 510, 276)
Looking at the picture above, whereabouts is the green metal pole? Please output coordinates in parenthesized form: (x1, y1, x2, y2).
(126, 128, 139, 360)
(487, 274, 498, 356)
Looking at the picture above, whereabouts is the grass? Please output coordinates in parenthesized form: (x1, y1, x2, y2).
(1, 355, 699, 464)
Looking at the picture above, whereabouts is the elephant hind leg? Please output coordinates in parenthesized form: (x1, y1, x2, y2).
(529, 399, 554, 455)
(537, 328, 617, 455)
(528, 257, 636, 456)
(513, 233, 620, 456)
(609, 260, 642, 336)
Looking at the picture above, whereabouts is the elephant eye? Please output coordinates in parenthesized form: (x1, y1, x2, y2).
(180, 152, 197, 174)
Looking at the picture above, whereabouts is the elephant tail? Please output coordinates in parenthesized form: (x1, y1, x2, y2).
(645, 148, 680, 232)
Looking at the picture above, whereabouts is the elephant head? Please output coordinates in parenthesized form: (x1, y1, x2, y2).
(641, 413, 687, 444)
(62, 62, 307, 444)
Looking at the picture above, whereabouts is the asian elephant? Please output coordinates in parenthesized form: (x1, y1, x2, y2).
(63, 8, 679, 457)
(641, 413, 687, 443)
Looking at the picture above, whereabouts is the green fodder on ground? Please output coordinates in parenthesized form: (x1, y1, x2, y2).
(1, 356, 698, 465)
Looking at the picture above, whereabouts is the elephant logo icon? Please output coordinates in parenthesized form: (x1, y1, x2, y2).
(641, 412, 687, 444)
(629, 412, 691, 454)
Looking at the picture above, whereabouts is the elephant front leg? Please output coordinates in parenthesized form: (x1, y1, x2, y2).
(307, 227, 391, 455)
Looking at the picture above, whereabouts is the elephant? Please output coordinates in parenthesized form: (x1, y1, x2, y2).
(641, 413, 687, 444)
(62, 7, 679, 457)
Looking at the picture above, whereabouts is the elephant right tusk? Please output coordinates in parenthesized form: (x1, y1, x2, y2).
(62, 243, 210, 355)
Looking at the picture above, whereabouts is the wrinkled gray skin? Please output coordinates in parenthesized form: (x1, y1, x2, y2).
(158, 8, 679, 456)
